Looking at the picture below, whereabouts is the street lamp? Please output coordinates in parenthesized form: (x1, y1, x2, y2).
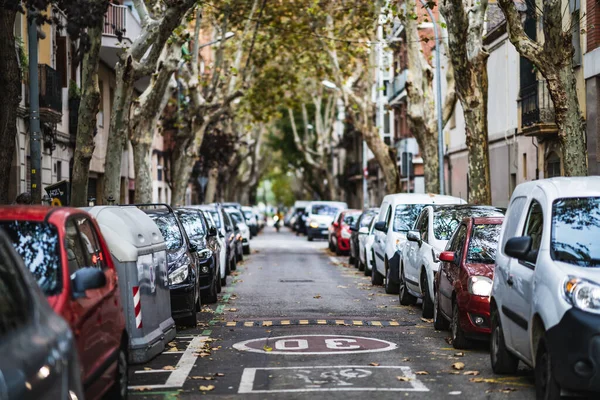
(418, 0, 445, 195)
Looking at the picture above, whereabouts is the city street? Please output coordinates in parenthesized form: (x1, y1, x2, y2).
(127, 227, 536, 399)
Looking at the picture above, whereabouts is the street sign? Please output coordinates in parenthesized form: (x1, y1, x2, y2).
(233, 334, 397, 355)
(45, 180, 69, 206)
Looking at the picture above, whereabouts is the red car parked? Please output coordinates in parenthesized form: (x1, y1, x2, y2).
(433, 216, 504, 349)
(0, 206, 128, 399)
(328, 209, 361, 255)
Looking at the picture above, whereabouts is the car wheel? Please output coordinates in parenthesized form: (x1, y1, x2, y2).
(328, 238, 334, 251)
(106, 342, 128, 399)
(182, 301, 198, 327)
(308, 234, 314, 242)
(221, 271, 227, 287)
(238, 248, 244, 262)
(399, 266, 417, 306)
(385, 261, 400, 294)
(421, 273, 434, 318)
(195, 289, 201, 312)
(349, 255, 356, 266)
(433, 289, 450, 331)
(363, 253, 371, 276)
(535, 337, 561, 400)
(202, 277, 218, 304)
(230, 257, 237, 271)
(216, 269, 222, 293)
(335, 242, 342, 256)
(358, 257, 365, 272)
(371, 261, 384, 286)
(490, 307, 519, 374)
(243, 245, 250, 255)
(451, 301, 471, 349)
(225, 254, 231, 275)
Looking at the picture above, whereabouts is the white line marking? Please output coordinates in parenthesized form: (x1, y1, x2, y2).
(237, 366, 429, 394)
(134, 369, 172, 374)
(162, 351, 185, 354)
(128, 335, 207, 390)
(233, 334, 397, 355)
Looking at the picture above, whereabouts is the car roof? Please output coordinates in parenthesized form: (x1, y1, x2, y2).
(308, 201, 348, 207)
(0, 205, 87, 222)
(472, 216, 504, 225)
(382, 193, 466, 206)
(513, 177, 600, 201)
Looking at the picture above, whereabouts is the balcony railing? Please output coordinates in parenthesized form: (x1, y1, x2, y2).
(387, 69, 408, 102)
(520, 80, 555, 127)
(25, 64, 63, 113)
(103, 3, 141, 41)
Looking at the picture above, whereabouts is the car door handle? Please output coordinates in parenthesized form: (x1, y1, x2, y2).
(507, 276, 514, 286)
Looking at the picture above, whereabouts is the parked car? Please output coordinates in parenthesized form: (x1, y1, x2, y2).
(175, 208, 221, 303)
(242, 206, 259, 237)
(225, 207, 251, 255)
(433, 214, 505, 349)
(401, 205, 504, 317)
(362, 218, 378, 276)
(197, 204, 238, 274)
(200, 209, 228, 287)
(0, 229, 84, 400)
(371, 193, 466, 293)
(490, 177, 600, 398)
(293, 207, 308, 235)
(328, 209, 361, 255)
(305, 201, 349, 241)
(225, 208, 245, 261)
(0, 206, 128, 399)
(350, 208, 379, 268)
(284, 207, 296, 227)
(222, 202, 242, 212)
(142, 205, 201, 326)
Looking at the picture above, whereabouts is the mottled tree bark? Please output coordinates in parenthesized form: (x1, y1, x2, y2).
(0, 8, 21, 204)
(204, 167, 219, 203)
(440, 0, 491, 204)
(71, 20, 104, 206)
(170, 140, 193, 206)
(131, 141, 152, 203)
(498, 0, 587, 176)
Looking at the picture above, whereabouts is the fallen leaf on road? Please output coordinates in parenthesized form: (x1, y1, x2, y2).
(445, 337, 453, 345)
(216, 373, 225, 377)
(162, 366, 176, 370)
(143, 367, 152, 371)
(396, 376, 412, 382)
(454, 352, 464, 357)
(166, 347, 179, 352)
(196, 352, 211, 358)
(420, 318, 434, 323)
(403, 358, 411, 362)
(199, 385, 215, 391)
(263, 345, 272, 352)
(415, 371, 429, 375)
(448, 371, 460, 375)
(469, 378, 496, 383)
(463, 371, 479, 376)
(228, 308, 238, 312)
(313, 295, 322, 299)
(452, 362, 465, 370)
(369, 362, 380, 366)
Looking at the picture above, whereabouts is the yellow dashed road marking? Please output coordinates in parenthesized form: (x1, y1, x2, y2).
(371, 321, 382, 326)
(335, 320, 345, 325)
(389, 321, 400, 326)
(244, 321, 254, 327)
(352, 320, 363, 326)
(317, 319, 327, 324)
(281, 320, 291, 325)
(299, 320, 309, 325)
(262, 321, 272, 326)
(226, 321, 237, 327)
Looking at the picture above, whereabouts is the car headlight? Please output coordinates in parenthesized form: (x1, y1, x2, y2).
(198, 249, 212, 260)
(564, 277, 600, 314)
(309, 221, 319, 229)
(341, 230, 351, 239)
(468, 276, 492, 296)
(169, 265, 189, 285)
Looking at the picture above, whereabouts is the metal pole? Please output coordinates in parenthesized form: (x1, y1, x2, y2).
(362, 140, 368, 208)
(419, 0, 444, 195)
(28, 10, 42, 203)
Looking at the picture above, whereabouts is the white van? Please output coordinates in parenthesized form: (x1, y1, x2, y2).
(371, 193, 466, 292)
(305, 201, 348, 241)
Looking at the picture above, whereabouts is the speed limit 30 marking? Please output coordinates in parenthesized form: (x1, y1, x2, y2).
(233, 334, 397, 355)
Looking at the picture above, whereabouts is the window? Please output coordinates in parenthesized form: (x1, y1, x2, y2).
(546, 152, 561, 178)
(158, 187, 162, 202)
(522, 200, 544, 266)
(56, 160, 62, 181)
(176, 210, 206, 243)
(393, 204, 427, 232)
(0, 242, 31, 335)
(467, 224, 502, 264)
(75, 217, 107, 269)
(343, 213, 360, 227)
(65, 220, 88, 275)
(56, 34, 67, 88)
(377, 204, 389, 223)
(571, 0, 581, 66)
(360, 212, 376, 228)
(453, 225, 468, 260)
(97, 80, 104, 128)
(209, 211, 222, 229)
(522, 153, 527, 180)
(501, 196, 528, 252)
(0, 221, 61, 296)
(415, 210, 429, 242)
(148, 213, 183, 251)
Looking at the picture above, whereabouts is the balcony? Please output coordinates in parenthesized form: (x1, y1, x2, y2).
(100, 3, 142, 68)
(519, 80, 557, 139)
(387, 69, 408, 104)
(25, 64, 63, 123)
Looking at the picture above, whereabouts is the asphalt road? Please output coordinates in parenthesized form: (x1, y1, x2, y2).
(127, 226, 536, 400)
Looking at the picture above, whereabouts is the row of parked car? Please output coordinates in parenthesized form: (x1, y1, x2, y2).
(303, 177, 600, 399)
(0, 201, 263, 400)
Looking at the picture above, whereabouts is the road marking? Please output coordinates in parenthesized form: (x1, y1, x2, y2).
(389, 321, 399, 326)
(226, 321, 237, 327)
(352, 321, 363, 326)
(134, 369, 172, 374)
(238, 366, 429, 393)
(161, 350, 184, 354)
(317, 319, 327, 324)
(370, 321, 382, 326)
(244, 321, 254, 327)
(281, 320, 291, 325)
(262, 321, 273, 326)
(299, 320, 309, 325)
(335, 320, 345, 325)
(128, 335, 207, 390)
(218, 319, 414, 327)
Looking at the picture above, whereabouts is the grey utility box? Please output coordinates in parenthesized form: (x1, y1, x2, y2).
(88, 206, 176, 364)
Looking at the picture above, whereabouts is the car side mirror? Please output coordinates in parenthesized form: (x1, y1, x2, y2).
(407, 230, 422, 245)
(332, 222, 339, 227)
(189, 242, 198, 252)
(504, 236, 536, 263)
(374, 221, 387, 232)
(208, 226, 218, 237)
(349, 225, 357, 232)
(71, 267, 106, 298)
(439, 251, 457, 264)
(359, 227, 369, 234)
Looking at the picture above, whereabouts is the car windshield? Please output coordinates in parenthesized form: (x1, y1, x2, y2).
(312, 205, 340, 216)
(393, 204, 426, 232)
(0, 221, 61, 296)
(360, 212, 377, 228)
(243, 211, 253, 219)
(149, 213, 183, 250)
(467, 224, 502, 264)
(343, 213, 360, 226)
(551, 197, 600, 266)
(229, 211, 243, 224)
(176, 211, 206, 240)
(207, 211, 221, 228)
(434, 207, 505, 240)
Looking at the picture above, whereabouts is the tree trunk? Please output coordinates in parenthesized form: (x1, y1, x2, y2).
(204, 167, 219, 203)
(131, 140, 152, 203)
(416, 131, 440, 194)
(361, 124, 400, 194)
(71, 21, 103, 206)
(0, 9, 20, 205)
(170, 141, 193, 206)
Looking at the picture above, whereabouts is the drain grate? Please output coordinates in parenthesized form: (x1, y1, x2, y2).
(279, 279, 315, 283)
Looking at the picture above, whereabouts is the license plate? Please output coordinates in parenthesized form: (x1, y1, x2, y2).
(321, 230, 328, 235)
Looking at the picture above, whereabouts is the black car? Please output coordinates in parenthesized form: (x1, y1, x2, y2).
(198, 204, 237, 275)
(175, 208, 221, 303)
(142, 204, 201, 327)
(225, 208, 245, 261)
(0, 229, 84, 400)
(349, 208, 379, 267)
